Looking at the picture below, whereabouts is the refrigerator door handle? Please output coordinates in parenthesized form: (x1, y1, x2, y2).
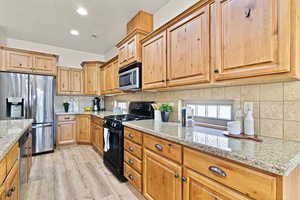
(32, 123, 53, 129)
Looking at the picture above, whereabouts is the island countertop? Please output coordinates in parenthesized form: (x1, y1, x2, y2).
(0, 119, 33, 161)
(123, 120, 300, 176)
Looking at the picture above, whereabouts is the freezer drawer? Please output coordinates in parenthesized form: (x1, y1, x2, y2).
(32, 123, 54, 154)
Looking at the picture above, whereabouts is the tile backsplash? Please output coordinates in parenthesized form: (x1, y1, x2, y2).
(55, 95, 95, 113)
(105, 80, 300, 141)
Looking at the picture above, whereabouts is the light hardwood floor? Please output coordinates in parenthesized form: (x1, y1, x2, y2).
(26, 145, 145, 200)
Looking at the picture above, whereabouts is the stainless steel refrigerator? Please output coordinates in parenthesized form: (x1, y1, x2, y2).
(0, 72, 55, 154)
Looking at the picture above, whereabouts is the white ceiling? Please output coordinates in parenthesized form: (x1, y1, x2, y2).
(0, 0, 170, 55)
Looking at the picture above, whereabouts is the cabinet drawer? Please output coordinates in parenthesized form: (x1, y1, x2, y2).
(124, 127, 142, 145)
(124, 151, 142, 173)
(124, 163, 142, 193)
(184, 147, 277, 200)
(143, 134, 182, 163)
(0, 158, 6, 185)
(57, 115, 75, 122)
(7, 143, 19, 174)
(124, 139, 142, 159)
(91, 116, 103, 126)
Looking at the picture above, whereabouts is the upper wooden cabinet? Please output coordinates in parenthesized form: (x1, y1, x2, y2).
(101, 56, 121, 95)
(127, 10, 153, 34)
(1, 46, 58, 75)
(142, 31, 167, 90)
(81, 61, 104, 96)
(212, 0, 291, 81)
(116, 30, 147, 69)
(57, 67, 83, 95)
(167, 4, 210, 87)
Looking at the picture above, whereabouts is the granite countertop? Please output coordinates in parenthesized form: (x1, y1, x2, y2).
(55, 111, 114, 118)
(0, 119, 33, 161)
(123, 120, 300, 176)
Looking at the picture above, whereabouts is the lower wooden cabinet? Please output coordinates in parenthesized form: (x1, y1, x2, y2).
(76, 115, 91, 144)
(57, 121, 76, 145)
(143, 149, 182, 200)
(182, 167, 250, 200)
(91, 121, 104, 154)
(5, 162, 19, 200)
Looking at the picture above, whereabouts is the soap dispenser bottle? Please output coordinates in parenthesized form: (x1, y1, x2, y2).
(244, 109, 254, 136)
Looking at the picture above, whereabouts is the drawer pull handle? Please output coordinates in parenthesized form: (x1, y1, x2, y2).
(128, 174, 133, 180)
(154, 144, 163, 151)
(128, 146, 134, 151)
(208, 166, 227, 177)
(64, 117, 70, 120)
(128, 159, 134, 165)
(128, 133, 134, 138)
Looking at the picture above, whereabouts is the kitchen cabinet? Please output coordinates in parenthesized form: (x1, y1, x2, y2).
(127, 11, 153, 34)
(101, 56, 120, 95)
(91, 116, 103, 154)
(57, 67, 70, 95)
(142, 31, 167, 90)
(33, 55, 56, 75)
(2, 47, 57, 75)
(167, 4, 210, 87)
(57, 115, 76, 145)
(143, 149, 182, 200)
(76, 115, 91, 144)
(212, 0, 290, 81)
(81, 61, 104, 96)
(182, 167, 251, 200)
(57, 67, 83, 95)
(0, 186, 5, 200)
(5, 162, 19, 200)
(116, 31, 147, 69)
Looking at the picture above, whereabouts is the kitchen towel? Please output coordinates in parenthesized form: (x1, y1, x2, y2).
(104, 128, 110, 152)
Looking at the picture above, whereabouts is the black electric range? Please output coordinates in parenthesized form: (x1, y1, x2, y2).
(103, 102, 154, 182)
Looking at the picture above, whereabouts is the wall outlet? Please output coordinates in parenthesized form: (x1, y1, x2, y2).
(244, 102, 253, 114)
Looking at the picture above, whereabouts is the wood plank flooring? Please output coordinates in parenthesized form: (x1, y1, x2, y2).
(26, 145, 145, 200)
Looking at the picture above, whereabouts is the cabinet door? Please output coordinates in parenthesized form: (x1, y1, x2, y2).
(57, 68, 70, 94)
(213, 0, 290, 81)
(183, 168, 251, 200)
(105, 64, 113, 92)
(127, 36, 137, 64)
(91, 123, 96, 148)
(5, 50, 33, 72)
(70, 69, 83, 95)
(112, 60, 120, 91)
(167, 5, 210, 87)
(118, 43, 128, 68)
(5, 162, 19, 200)
(84, 65, 99, 95)
(142, 31, 167, 90)
(33, 55, 56, 75)
(76, 115, 91, 143)
(143, 149, 182, 200)
(57, 121, 76, 145)
(94, 124, 103, 153)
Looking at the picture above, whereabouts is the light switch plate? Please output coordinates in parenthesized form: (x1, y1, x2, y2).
(244, 102, 253, 114)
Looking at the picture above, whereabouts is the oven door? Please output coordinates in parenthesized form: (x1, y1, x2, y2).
(119, 67, 140, 91)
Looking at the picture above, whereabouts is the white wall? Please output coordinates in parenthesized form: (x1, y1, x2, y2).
(153, 0, 199, 29)
(6, 38, 105, 68)
(104, 47, 118, 61)
(0, 27, 7, 46)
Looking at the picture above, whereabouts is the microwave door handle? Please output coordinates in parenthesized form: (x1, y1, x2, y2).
(129, 74, 133, 85)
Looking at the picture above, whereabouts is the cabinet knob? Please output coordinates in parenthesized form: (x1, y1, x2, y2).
(19, 63, 22, 67)
(128, 146, 134, 151)
(174, 174, 180, 178)
(128, 159, 134, 165)
(182, 177, 187, 182)
(6, 191, 12, 197)
(154, 144, 163, 151)
(128, 133, 134, 138)
(10, 186, 16, 192)
(214, 69, 219, 73)
(128, 174, 133, 180)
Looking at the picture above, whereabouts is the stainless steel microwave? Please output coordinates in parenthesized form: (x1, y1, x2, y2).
(119, 63, 141, 91)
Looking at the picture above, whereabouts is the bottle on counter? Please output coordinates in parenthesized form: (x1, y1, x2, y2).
(244, 109, 254, 136)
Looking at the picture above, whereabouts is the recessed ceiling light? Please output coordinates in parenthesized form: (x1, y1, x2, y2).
(70, 29, 79, 36)
(77, 7, 88, 16)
